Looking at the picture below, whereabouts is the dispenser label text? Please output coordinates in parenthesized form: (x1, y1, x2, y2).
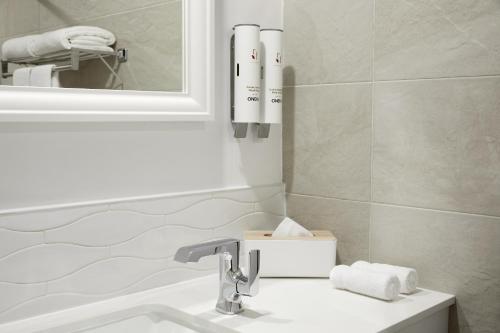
(249, 49, 259, 63)
(274, 52, 282, 66)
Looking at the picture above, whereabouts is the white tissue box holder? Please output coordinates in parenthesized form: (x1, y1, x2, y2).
(244, 230, 337, 277)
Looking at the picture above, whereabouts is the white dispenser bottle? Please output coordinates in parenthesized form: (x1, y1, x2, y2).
(233, 24, 261, 125)
(259, 29, 283, 138)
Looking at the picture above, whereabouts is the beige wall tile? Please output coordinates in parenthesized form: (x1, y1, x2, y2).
(283, 84, 372, 201)
(287, 193, 370, 265)
(370, 203, 500, 333)
(59, 1, 183, 92)
(5, 0, 39, 37)
(38, 0, 173, 30)
(373, 77, 500, 216)
(0, 1, 8, 37)
(375, 0, 500, 80)
(283, 0, 373, 85)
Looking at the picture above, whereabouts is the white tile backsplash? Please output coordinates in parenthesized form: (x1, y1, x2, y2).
(0, 184, 284, 324)
(45, 211, 166, 246)
(0, 230, 44, 258)
(0, 244, 109, 284)
(0, 205, 109, 232)
(108, 226, 212, 258)
(0, 283, 46, 314)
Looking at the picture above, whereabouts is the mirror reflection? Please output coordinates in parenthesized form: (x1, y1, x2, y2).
(0, 0, 183, 92)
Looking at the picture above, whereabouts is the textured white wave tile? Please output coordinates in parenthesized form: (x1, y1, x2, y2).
(0, 230, 43, 258)
(109, 192, 212, 215)
(47, 257, 170, 295)
(124, 267, 216, 296)
(0, 205, 108, 232)
(0, 185, 285, 324)
(109, 225, 212, 258)
(45, 211, 165, 246)
(124, 258, 219, 294)
(212, 185, 283, 203)
(166, 198, 255, 229)
(0, 294, 105, 325)
(0, 244, 108, 283)
(211, 212, 283, 240)
(0, 283, 46, 314)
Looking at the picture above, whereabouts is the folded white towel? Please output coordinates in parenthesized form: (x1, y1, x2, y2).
(12, 67, 32, 86)
(30, 65, 60, 88)
(2, 26, 116, 61)
(330, 265, 401, 301)
(352, 261, 418, 294)
(272, 217, 314, 237)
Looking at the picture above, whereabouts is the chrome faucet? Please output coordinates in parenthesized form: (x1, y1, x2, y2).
(174, 238, 260, 315)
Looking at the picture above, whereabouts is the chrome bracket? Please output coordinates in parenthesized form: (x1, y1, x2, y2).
(116, 48, 128, 63)
(257, 124, 271, 138)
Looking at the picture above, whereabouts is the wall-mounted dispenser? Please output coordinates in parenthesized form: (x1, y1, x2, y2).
(258, 29, 283, 138)
(231, 24, 261, 138)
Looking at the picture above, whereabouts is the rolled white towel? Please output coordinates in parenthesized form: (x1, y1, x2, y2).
(1, 35, 37, 60)
(352, 261, 418, 294)
(2, 26, 116, 61)
(30, 26, 116, 57)
(330, 265, 401, 301)
(272, 217, 313, 237)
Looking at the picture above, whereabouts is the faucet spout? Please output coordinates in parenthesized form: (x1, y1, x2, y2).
(174, 238, 240, 268)
(174, 239, 260, 315)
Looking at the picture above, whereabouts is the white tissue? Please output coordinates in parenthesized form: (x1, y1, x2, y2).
(330, 265, 401, 301)
(272, 217, 313, 237)
(352, 261, 418, 294)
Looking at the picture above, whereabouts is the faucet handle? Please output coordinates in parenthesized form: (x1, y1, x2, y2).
(238, 249, 260, 296)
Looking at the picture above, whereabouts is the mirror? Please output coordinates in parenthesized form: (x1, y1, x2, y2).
(0, 0, 183, 92)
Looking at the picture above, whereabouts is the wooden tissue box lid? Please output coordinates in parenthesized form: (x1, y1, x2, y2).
(244, 230, 336, 241)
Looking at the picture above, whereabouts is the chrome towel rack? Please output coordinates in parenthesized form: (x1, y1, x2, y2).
(1, 47, 128, 79)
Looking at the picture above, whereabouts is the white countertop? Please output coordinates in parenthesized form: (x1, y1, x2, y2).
(0, 275, 455, 333)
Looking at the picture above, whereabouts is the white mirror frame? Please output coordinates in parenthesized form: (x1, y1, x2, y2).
(0, 0, 214, 122)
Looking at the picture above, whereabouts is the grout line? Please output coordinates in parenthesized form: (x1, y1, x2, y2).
(369, 0, 376, 262)
(287, 192, 500, 220)
(373, 74, 500, 84)
(282, 74, 500, 89)
(286, 192, 372, 205)
(283, 81, 372, 88)
(371, 201, 500, 219)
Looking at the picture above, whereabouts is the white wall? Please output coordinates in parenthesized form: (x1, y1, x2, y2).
(0, 0, 283, 212)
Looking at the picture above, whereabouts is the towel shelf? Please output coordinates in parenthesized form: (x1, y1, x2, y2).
(1, 47, 128, 79)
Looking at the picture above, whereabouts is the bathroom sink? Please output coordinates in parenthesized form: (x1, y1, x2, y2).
(36, 304, 236, 333)
(0, 275, 454, 333)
